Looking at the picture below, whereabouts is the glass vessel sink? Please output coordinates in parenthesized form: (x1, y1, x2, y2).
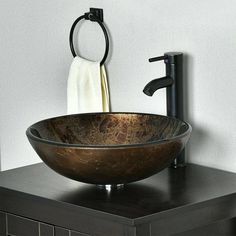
(26, 113, 191, 186)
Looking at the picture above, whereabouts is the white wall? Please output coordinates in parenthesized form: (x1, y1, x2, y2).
(0, 0, 236, 172)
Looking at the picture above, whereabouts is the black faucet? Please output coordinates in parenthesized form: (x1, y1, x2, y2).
(143, 52, 185, 168)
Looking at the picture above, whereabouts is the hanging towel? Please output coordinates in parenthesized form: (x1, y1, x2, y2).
(67, 56, 110, 114)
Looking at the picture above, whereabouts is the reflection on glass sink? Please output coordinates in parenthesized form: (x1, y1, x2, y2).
(26, 112, 191, 186)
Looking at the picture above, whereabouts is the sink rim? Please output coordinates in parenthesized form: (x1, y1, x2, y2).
(26, 112, 192, 149)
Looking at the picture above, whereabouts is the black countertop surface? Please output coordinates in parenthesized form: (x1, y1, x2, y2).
(1, 163, 236, 226)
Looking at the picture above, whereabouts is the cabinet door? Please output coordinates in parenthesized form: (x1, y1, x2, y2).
(0, 212, 6, 236)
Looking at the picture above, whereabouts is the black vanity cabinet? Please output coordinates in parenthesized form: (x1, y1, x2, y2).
(1, 163, 236, 236)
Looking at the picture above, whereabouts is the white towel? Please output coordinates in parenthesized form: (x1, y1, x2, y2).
(67, 56, 110, 114)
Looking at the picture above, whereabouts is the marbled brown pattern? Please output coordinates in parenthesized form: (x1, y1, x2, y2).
(26, 113, 191, 185)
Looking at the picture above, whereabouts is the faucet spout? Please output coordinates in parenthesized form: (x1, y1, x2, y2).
(143, 76, 173, 96)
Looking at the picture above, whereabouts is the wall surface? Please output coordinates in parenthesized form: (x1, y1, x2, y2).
(0, 0, 236, 171)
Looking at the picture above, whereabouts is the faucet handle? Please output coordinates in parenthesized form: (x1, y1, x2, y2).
(149, 55, 168, 63)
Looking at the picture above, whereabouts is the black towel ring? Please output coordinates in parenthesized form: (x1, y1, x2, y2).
(69, 9, 109, 66)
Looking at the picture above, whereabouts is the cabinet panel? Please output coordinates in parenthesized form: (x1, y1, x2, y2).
(40, 223, 54, 236)
(55, 226, 70, 236)
(0, 212, 6, 236)
(174, 218, 236, 236)
(71, 230, 90, 236)
(55, 227, 90, 236)
(7, 214, 39, 236)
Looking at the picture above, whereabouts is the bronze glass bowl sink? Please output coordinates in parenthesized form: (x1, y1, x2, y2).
(26, 113, 191, 186)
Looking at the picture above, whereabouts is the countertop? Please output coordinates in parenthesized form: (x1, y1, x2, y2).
(1, 163, 236, 234)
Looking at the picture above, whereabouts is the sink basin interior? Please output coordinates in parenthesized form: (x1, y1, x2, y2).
(29, 113, 189, 146)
